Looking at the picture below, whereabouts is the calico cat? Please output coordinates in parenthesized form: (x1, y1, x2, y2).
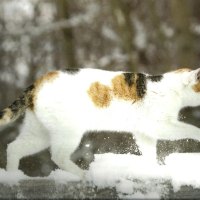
(0, 67, 200, 177)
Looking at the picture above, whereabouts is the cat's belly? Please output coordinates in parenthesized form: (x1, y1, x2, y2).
(35, 100, 141, 135)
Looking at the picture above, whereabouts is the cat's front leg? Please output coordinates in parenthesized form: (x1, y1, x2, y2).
(135, 134, 157, 158)
(50, 135, 85, 179)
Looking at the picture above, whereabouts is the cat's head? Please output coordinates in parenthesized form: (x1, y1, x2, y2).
(166, 68, 200, 107)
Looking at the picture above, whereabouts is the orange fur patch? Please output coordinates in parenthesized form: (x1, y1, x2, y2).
(192, 82, 200, 93)
(87, 82, 112, 108)
(35, 71, 59, 86)
(112, 74, 139, 101)
(88, 74, 143, 108)
(174, 68, 192, 73)
(32, 71, 59, 110)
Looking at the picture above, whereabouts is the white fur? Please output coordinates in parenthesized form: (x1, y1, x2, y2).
(5, 68, 200, 177)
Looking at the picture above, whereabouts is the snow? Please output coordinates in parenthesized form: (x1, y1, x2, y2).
(37, 2, 56, 25)
(94, 50, 128, 69)
(165, 153, 200, 192)
(134, 18, 147, 50)
(15, 59, 30, 87)
(87, 154, 167, 184)
(86, 154, 169, 198)
(2, 0, 34, 23)
(68, 2, 100, 27)
(48, 169, 81, 184)
(102, 25, 119, 42)
(0, 169, 28, 186)
(1, 153, 200, 198)
(85, 143, 90, 148)
(1, 39, 17, 52)
(161, 24, 174, 38)
(87, 153, 200, 197)
(0, 71, 15, 85)
(191, 23, 200, 35)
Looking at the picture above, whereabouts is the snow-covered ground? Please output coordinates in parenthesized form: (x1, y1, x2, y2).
(87, 153, 200, 198)
(1, 153, 200, 198)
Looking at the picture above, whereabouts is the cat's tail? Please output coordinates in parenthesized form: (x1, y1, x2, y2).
(0, 85, 35, 126)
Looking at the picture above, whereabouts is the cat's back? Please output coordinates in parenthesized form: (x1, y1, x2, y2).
(34, 68, 148, 110)
(34, 68, 120, 104)
(33, 68, 122, 120)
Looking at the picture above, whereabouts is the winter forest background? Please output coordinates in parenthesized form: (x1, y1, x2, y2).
(0, 0, 200, 176)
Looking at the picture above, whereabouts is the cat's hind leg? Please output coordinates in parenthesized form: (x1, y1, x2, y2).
(6, 110, 50, 171)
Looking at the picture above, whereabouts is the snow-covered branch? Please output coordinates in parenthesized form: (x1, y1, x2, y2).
(0, 177, 199, 199)
(3, 14, 89, 37)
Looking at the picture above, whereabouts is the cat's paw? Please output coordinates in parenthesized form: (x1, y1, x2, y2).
(49, 169, 85, 183)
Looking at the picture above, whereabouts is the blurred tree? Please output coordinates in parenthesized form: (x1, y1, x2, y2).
(170, 0, 195, 66)
(146, 0, 170, 72)
(110, 0, 136, 71)
(55, 0, 76, 68)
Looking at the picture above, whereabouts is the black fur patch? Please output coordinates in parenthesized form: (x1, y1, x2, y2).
(9, 84, 35, 115)
(25, 84, 35, 110)
(9, 98, 25, 113)
(65, 68, 80, 75)
(123, 73, 135, 86)
(71, 131, 142, 170)
(148, 75, 163, 82)
(136, 73, 147, 98)
(24, 84, 35, 93)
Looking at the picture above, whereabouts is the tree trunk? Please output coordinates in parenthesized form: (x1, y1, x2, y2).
(55, 0, 76, 68)
(170, 0, 195, 66)
(110, 0, 136, 71)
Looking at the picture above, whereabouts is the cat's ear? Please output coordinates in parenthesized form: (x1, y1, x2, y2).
(190, 68, 200, 93)
(189, 68, 200, 84)
(182, 68, 199, 86)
